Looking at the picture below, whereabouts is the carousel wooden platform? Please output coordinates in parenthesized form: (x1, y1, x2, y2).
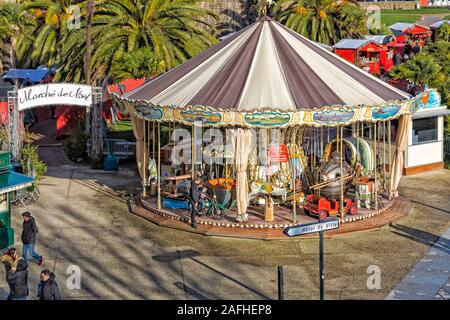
(127, 194, 413, 240)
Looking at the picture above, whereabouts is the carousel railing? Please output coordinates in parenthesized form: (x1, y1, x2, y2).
(445, 135, 450, 157)
(86, 138, 136, 159)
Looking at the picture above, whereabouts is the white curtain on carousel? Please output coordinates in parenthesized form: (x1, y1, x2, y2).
(389, 114, 411, 195)
(231, 128, 253, 222)
(125, 102, 145, 179)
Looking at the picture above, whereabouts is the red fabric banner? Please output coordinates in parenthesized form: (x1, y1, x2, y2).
(269, 145, 289, 163)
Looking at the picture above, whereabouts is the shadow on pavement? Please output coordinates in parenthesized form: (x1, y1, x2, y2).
(390, 223, 450, 255)
(153, 250, 272, 300)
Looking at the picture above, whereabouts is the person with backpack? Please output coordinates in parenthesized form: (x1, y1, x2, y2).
(1, 248, 18, 300)
(188, 174, 203, 229)
(37, 269, 61, 300)
(7, 258, 29, 300)
(21, 212, 44, 266)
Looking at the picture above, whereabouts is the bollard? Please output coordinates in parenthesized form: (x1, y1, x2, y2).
(278, 266, 284, 300)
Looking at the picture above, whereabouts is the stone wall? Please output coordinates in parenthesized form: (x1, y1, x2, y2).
(199, 0, 257, 35)
(358, 1, 418, 10)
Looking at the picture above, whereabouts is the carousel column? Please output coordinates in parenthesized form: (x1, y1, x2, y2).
(157, 122, 162, 210)
(292, 133, 296, 223)
(388, 120, 392, 200)
(192, 124, 196, 181)
(383, 121, 386, 193)
(339, 125, 344, 219)
(373, 122, 378, 210)
(142, 120, 147, 198)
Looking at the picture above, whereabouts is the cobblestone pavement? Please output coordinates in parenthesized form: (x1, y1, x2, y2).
(386, 227, 450, 300)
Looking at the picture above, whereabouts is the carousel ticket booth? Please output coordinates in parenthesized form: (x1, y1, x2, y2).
(403, 89, 450, 175)
(0, 151, 34, 249)
(112, 16, 426, 237)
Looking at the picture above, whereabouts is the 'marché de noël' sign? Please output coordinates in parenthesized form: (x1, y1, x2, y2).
(17, 83, 92, 111)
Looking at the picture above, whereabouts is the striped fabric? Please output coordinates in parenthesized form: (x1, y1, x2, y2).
(125, 16, 409, 111)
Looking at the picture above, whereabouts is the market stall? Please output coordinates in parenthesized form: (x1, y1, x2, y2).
(111, 16, 426, 231)
(0, 151, 34, 249)
(332, 39, 393, 75)
(389, 23, 432, 45)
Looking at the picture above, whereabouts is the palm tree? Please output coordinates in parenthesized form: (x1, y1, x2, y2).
(110, 47, 164, 82)
(16, 0, 84, 68)
(0, 2, 33, 72)
(389, 53, 441, 86)
(57, 0, 218, 83)
(276, 0, 367, 45)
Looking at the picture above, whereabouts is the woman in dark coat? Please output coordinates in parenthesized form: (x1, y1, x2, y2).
(7, 258, 29, 300)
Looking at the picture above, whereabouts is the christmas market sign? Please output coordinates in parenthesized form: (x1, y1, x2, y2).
(17, 83, 92, 111)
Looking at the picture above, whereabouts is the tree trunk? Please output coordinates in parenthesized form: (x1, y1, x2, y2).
(85, 0, 102, 161)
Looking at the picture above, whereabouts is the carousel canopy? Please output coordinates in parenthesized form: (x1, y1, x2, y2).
(125, 16, 409, 112)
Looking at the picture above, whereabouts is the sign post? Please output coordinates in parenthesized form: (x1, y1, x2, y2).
(283, 218, 339, 300)
(8, 83, 102, 161)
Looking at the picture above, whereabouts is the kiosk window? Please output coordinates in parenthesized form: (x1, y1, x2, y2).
(412, 117, 437, 144)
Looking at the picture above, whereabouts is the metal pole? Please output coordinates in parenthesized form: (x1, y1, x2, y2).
(192, 124, 195, 181)
(143, 120, 147, 198)
(374, 122, 378, 210)
(157, 122, 161, 209)
(320, 127, 323, 161)
(356, 122, 360, 163)
(278, 266, 284, 300)
(383, 121, 386, 193)
(319, 231, 324, 300)
(292, 134, 297, 223)
(388, 120, 392, 200)
(340, 126, 344, 218)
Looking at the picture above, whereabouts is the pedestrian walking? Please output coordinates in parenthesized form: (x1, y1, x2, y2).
(1, 248, 17, 300)
(37, 269, 61, 300)
(188, 174, 203, 229)
(7, 258, 29, 300)
(21, 212, 44, 266)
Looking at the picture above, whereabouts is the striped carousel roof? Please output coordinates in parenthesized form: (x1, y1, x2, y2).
(125, 16, 409, 112)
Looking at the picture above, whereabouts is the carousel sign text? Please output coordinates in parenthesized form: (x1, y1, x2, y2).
(17, 83, 92, 111)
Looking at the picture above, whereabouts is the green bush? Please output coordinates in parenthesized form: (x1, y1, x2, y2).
(19, 144, 47, 182)
(0, 124, 9, 151)
(64, 122, 87, 162)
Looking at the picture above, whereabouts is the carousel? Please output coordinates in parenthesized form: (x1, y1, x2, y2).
(111, 17, 422, 238)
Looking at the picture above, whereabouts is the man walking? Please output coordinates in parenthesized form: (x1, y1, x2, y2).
(37, 269, 61, 300)
(21, 212, 44, 266)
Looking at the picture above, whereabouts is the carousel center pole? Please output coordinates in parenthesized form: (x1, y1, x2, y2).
(340, 125, 344, 219)
(157, 122, 161, 209)
(142, 119, 147, 198)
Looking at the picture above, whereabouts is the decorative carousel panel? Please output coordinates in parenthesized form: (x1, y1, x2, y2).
(244, 112, 291, 127)
(313, 109, 354, 125)
(418, 89, 441, 110)
(179, 107, 222, 125)
(372, 104, 401, 120)
(135, 104, 164, 120)
(112, 94, 129, 114)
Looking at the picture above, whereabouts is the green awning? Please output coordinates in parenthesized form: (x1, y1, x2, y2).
(0, 171, 34, 194)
